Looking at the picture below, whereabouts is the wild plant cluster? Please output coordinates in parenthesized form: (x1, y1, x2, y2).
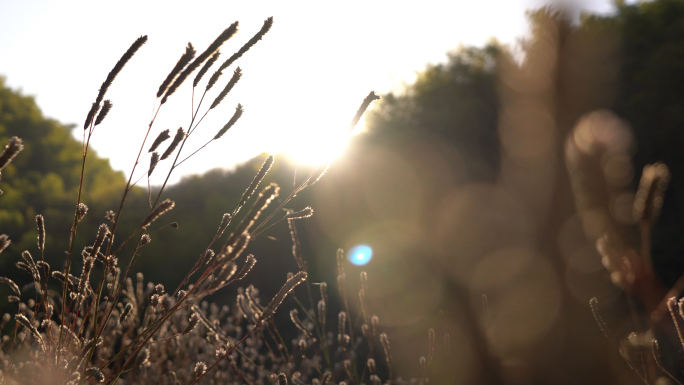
(566, 111, 684, 384)
(0, 18, 430, 385)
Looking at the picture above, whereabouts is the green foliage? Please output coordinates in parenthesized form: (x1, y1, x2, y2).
(365, 44, 501, 181)
(0, 77, 138, 274)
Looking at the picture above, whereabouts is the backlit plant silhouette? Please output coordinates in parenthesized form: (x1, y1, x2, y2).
(0, 18, 398, 385)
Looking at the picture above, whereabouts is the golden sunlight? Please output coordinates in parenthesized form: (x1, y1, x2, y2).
(281, 125, 353, 166)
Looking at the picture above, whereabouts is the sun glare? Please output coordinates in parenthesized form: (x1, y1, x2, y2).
(277, 124, 354, 167)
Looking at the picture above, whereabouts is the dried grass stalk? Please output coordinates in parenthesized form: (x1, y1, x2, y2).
(210, 67, 242, 110)
(141, 199, 175, 229)
(194, 51, 221, 87)
(349, 91, 380, 131)
(0, 277, 20, 296)
(235, 254, 256, 281)
(162, 23, 238, 104)
(234, 155, 274, 214)
(94, 100, 112, 126)
(157, 43, 196, 98)
(213, 104, 243, 139)
(634, 162, 670, 224)
(35, 215, 45, 252)
(287, 215, 307, 271)
(208, 17, 274, 90)
(148, 129, 171, 153)
(258, 271, 307, 323)
(148, 152, 159, 177)
(85, 35, 147, 128)
(0, 136, 24, 170)
(160, 127, 185, 160)
(0, 234, 9, 254)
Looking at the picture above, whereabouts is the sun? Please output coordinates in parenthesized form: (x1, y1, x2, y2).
(255, 94, 373, 168)
(282, 125, 352, 167)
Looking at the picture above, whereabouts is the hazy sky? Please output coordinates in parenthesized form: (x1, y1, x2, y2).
(0, 0, 616, 184)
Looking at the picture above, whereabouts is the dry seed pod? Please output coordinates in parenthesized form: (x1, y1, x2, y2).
(94, 100, 112, 126)
(15, 314, 44, 350)
(194, 362, 207, 378)
(367, 358, 376, 374)
(214, 104, 243, 140)
(287, 213, 307, 271)
(0, 137, 23, 171)
(258, 271, 308, 324)
(200, 249, 215, 265)
(344, 360, 353, 379)
(320, 282, 328, 304)
(160, 127, 185, 161)
(235, 255, 257, 281)
(225, 183, 279, 250)
(210, 67, 242, 110)
(147, 152, 159, 177)
(361, 323, 371, 339)
(77, 257, 95, 298)
(157, 43, 195, 98)
(215, 213, 232, 238)
(150, 294, 160, 308)
(35, 215, 45, 251)
(119, 303, 133, 324)
(633, 162, 670, 224)
(236, 293, 257, 323)
(91, 224, 110, 257)
(0, 277, 20, 296)
(85, 35, 147, 128)
(214, 263, 237, 286)
(76, 203, 88, 222)
(350, 91, 380, 131)
(290, 309, 312, 339)
(208, 17, 274, 90)
(284, 207, 314, 220)
(318, 300, 326, 330)
(141, 199, 175, 229)
(235, 156, 274, 214)
(148, 129, 171, 153)
(183, 313, 200, 335)
(589, 297, 611, 340)
(85, 367, 104, 382)
(338, 311, 347, 345)
(219, 232, 250, 262)
(380, 333, 393, 377)
(0, 234, 10, 255)
(162, 23, 238, 104)
(372, 315, 379, 335)
(245, 285, 264, 317)
(194, 51, 220, 87)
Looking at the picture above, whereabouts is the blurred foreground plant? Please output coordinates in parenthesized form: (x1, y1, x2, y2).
(567, 110, 684, 384)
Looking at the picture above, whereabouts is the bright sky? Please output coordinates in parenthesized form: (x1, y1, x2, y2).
(0, 0, 616, 184)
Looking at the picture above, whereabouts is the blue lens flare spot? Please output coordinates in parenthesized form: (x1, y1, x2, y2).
(348, 244, 373, 266)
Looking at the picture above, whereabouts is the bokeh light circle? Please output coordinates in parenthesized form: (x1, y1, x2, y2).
(348, 245, 373, 266)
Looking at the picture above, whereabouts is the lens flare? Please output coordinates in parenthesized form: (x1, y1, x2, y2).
(348, 244, 373, 266)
